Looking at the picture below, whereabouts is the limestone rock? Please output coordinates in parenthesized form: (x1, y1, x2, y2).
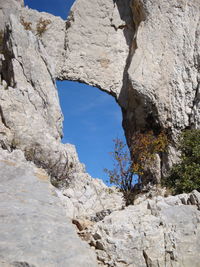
(0, 1, 83, 185)
(55, 145, 125, 220)
(20, 7, 66, 77)
(1, 0, 125, 227)
(63, 0, 200, 183)
(0, 149, 98, 267)
(0, 3, 67, 180)
(63, 0, 200, 129)
(60, 0, 134, 99)
(59, 174, 124, 220)
(1, 0, 199, 184)
(0, 0, 24, 31)
(87, 193, 200, 266)
(0, 0, 200, 266)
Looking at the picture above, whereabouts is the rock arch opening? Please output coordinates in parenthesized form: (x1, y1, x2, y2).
(57, 80, 125, 184)
(23, 0, 127, 185)
(24, 0, 75, 19)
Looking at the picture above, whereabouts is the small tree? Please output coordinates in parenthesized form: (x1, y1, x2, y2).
(164, 129, 200, 194)
(104, 132, 168, 205)
(104, 138, 138, 205)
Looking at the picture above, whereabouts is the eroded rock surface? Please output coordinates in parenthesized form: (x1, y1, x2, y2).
(60, 0, 134, 99)
(85, 191, 200, 266)
(55, 145, 124, 220)
(0, 149, 98, 267)
(0, 0, 200, 266)
(0, 1, 67, 180)
(0, 0, 199, 182)
(63, 0, 200, 182)
(0, 0, 124, 217)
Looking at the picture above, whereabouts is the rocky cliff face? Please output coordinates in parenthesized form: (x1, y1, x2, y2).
(63, 0, 200, 183)
(1, 0, 199, 184)
(0, 0, 200, 266)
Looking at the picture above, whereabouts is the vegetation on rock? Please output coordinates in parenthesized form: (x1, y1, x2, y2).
(104, 138, 137, 205)
(36, 18, 51, 36)
(20, 16, 51, 37)
(131, 131, 168, 181)
(20, 16, 32, 31)
(104, 131, 168, 205)
(164, 129, 200, 194)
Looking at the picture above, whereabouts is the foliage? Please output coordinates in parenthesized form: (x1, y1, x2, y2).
(104, 138, 137, 205)
(164, 129, 200, 194)
(36, 18, 51, 36)
(131, 131, 168, 181)
(20, 16, 32, 31)
(104, 132, 168, 205)
(20, 16, 51, 37)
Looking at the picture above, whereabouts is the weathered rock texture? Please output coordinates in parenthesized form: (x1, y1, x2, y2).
(0, 0, 200, 266)
(0, 0, 66, 180)
(0, 0, 124, 267)
(0, 149, 98, 267)
(62, 0, 200, 183)
(0, 0, 199, 182)
(85, 191, 200, 266)
(55, 145, 124, 220)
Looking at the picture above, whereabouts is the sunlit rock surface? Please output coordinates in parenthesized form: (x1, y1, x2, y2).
(86, 191, 200, 266)
(0, 0, 200, 266)
(63, 0, 200, 182)
(0, 149, 98, 267)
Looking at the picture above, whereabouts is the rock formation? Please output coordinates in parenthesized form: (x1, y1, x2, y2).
(0, 0, 200, 266)
(0, 149, 98, 267)
(63, 0, 200, 183)
(86, 190, 200, 266)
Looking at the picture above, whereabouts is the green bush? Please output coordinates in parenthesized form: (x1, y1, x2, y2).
(164, 129, 200, 194)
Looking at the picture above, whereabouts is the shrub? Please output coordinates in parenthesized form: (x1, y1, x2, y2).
(104, 138, 137, 205)
(36, 18, 51, 36)
(104, 132, 168, 205)
(131, 131, 168, 182)
(20, 16, 32, 31)
(164, 129, 200, 194)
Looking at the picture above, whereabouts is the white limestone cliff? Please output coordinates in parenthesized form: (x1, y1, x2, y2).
(63, 0, 200, 183)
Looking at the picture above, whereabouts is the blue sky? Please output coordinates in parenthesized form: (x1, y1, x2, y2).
(24, 0, 125, 183)
(24, 0, 75, 19)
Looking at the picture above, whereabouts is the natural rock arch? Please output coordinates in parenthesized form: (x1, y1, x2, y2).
(0, 1, 200, 267)
(56, 79, 125, 183)
(0, 0, 199, 188)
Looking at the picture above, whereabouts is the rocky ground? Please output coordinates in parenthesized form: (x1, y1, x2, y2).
(0, 148, 200, 266)
(83, 191, 200, 266)
(0, 149, 98, 267)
